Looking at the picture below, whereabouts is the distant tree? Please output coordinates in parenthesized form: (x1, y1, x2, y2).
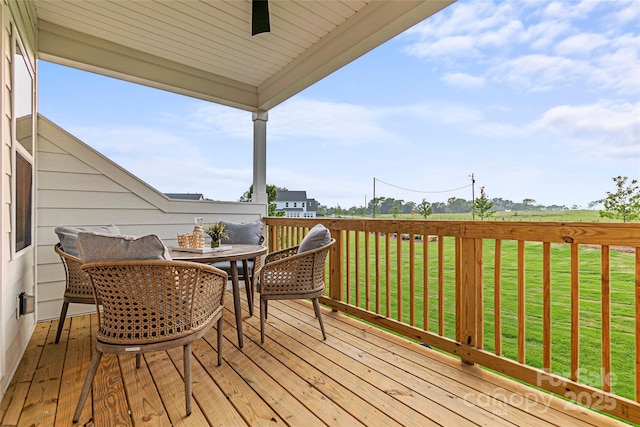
(522, 198, 536, 206)
(473, 187, 496, 220)
(595, 176, 640, 222)
(391, 202, 401, 218)
(431, 201, 446, 213)
(417, 198, 433, 219)
(446, 197, 472, 213)
(239, 184, 286, 216)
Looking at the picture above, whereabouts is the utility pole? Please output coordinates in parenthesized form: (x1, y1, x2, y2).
(470, 172, 476, 220)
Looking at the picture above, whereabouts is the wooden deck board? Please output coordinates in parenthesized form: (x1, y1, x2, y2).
(0, 290, 628, 427)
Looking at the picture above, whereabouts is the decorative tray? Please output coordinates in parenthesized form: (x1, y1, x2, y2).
(169, 246, 232, 253)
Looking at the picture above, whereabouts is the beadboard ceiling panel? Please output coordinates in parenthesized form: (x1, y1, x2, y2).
(34, 0, 454, 111)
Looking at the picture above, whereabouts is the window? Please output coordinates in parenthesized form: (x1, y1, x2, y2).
(15, 153, 32, 251)
(13, 38, 34, 253)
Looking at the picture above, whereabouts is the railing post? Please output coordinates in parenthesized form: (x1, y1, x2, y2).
(329, 228, 344, 309)
(458, 236, 477, 365)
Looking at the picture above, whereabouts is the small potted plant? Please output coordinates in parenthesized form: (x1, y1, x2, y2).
(204, 221, 230, 248)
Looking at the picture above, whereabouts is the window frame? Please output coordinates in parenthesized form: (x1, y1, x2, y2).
(11, 30, 35, 256)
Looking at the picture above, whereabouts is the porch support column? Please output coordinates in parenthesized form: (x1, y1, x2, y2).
(252, 110, 268, 207)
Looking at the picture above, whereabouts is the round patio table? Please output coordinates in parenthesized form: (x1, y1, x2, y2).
(169, 244, 267, 348)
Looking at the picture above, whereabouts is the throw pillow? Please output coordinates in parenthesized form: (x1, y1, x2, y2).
(77, 232, 171, 262)
(297, 224, 331, 253)
(220, 220, 264, 244)
(55, 224, 121, 256)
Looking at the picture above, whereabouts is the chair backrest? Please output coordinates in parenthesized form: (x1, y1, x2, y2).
(220, 220, 264, 245)
(54, 243, 94, 301)
(81, 260, 227, 345)
(307, 238, 334, 290)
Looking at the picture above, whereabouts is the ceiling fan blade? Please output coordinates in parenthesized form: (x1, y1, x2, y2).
(252, 0, 271, 36)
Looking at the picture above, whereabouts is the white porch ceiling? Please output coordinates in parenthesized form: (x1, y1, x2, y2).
(34, 0, 454, 111)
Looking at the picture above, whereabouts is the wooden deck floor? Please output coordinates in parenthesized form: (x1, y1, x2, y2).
(0, 291, 627, 427)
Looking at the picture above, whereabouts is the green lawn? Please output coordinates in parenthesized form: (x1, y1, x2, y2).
(340, 233, 636, 401)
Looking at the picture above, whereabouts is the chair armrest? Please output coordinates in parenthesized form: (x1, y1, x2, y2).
(264, 245, 299, 264)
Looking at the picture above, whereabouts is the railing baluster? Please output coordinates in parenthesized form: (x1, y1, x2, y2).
(409, 234, 415, 326)
(365, 230, 370, 311)
(476, 239, 483, 350)
(423, 234, 429, 332)
(601, 245, 611, 392)
(518, 240, 526, 364)
(397, 232, 403, 322)
(494, 239, 502, 356)
(571, 242, 580, 382)
(438, 236, 445, 336)
(346, 230, 351, 303)
(375, 232, 381, 314)
(459, 237, 477, 363)
(329, 228, 343, 303)
(355, 230, 360, 308)
(386, 232, 391, 317)
(635, 248, 639, 402)
(543, 242, 551, 371)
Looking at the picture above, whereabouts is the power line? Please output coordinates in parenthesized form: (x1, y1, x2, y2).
(374, 177, 472, 195)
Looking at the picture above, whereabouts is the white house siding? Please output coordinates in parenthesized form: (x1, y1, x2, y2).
(1, 0, 38, 396)
(36, 115, 267, 322)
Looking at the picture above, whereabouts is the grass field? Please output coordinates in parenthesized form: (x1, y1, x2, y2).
(339, 230, 636, 402)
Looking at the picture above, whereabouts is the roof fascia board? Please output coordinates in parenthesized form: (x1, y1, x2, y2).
(258, 0, 454, 110)
(37, 21, 259, 111)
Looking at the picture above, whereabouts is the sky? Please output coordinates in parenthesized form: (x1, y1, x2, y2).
(38, 0, 639, 210)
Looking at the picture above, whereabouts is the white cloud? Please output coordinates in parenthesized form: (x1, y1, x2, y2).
(191, 103, 252, 139)
(269, 98, 398, 146)
(554, 33, 609, 56)
(525, 20, 571, 50)
(403, 0, 637, 96)
(612, 0, 640, 24)
(529, 101, 640, 160)
(543, 0, 598, 20)
(488, 54, 592, 92)
(404, 35, 479, 59)
(441, 72, 486, 88)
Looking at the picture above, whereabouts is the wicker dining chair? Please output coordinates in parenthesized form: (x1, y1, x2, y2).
(53, 243, 96, 343)
(73, 260, 227, 423)
(257, 238, 335, 343)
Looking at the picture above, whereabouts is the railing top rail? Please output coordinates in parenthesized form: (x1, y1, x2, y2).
(263, 217, 640, 246)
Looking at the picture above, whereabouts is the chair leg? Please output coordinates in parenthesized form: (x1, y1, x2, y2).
(217, 317, 223, 366)
(73, 350, 103, 423)
(55, 301, 70, 344)
(184, 343, 192, 416)
(312, 298, 327, 341)
(260, 297, 266, 343)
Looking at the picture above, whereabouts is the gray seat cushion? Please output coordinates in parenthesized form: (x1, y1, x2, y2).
(297, 224, 331, 253)
(55, 224, 121, 256)
(211, 260, 254, 275)
(220, 220, 263, 245)
(77, 232, 171, 262)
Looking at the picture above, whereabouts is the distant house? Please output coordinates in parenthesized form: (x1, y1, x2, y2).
(274, 191, 318, 218)
(164, 193, 205, 201)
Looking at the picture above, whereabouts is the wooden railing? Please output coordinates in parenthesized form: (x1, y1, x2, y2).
(263, 217, 640, 424)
